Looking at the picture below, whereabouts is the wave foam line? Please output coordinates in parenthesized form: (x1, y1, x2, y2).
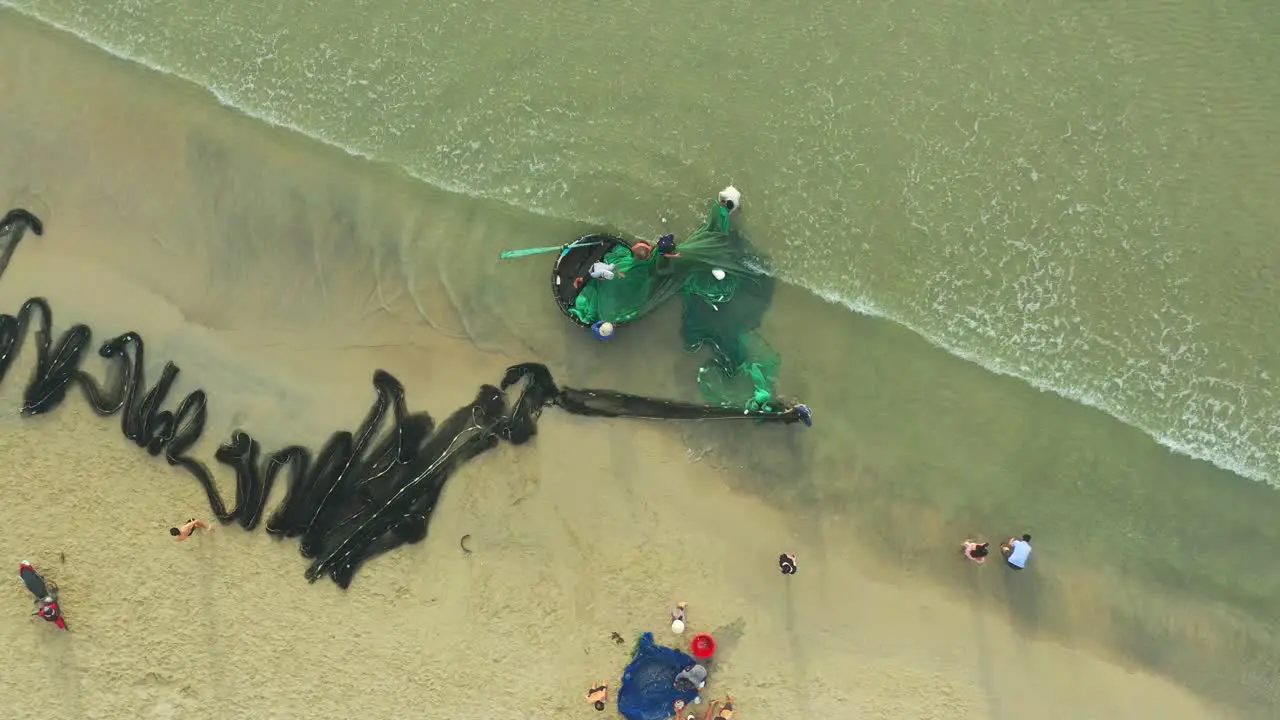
(6, 6, 1271, 488)
(0, 5, 605, 227)
(790, 274, 1273, 489)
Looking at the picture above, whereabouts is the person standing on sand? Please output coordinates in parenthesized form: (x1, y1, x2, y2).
(1001, 534, 1032, 569)
(170, 518, 209, 541)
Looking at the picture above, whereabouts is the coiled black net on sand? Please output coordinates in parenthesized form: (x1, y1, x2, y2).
(0, 209, 809, 587)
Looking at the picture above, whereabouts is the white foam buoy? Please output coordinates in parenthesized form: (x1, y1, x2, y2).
(671, 618, 686, 634)
(718, 185, 742, 213)
(711, 268, 726, 281)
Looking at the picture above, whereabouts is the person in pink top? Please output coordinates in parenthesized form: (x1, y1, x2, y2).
(962, 540, 990, 564)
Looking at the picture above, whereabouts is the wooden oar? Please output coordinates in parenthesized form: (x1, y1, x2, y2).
(499, 245, 562, 259)
(498, 240, 600, 260)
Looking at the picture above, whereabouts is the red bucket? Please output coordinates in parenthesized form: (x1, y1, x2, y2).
(690, 633, 716, 660)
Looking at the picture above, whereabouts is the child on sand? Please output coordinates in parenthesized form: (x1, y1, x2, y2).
(169, 518, 209, 541)
(962, 540, 989, 564)
(671, 601, 688, 633)
(704, 695, 734, 720)
(586, 682, 608, 711)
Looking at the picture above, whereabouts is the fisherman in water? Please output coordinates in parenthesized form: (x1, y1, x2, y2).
(591, 321, 615, 341)
(633, 185, 740, 263)
(632, 233, 680, 262)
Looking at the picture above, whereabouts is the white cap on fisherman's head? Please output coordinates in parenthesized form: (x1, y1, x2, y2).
(598, 322, 614, 337)
(718, 186, 742, 212)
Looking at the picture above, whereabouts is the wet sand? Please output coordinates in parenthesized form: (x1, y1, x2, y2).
(0, 12, 1240, 720)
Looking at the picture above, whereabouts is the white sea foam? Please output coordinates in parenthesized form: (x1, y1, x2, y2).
(800, 278, 1271, 487)
(4, 4, 1273, 488)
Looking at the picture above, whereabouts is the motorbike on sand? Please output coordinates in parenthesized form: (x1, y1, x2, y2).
(19, 561, 67, 630)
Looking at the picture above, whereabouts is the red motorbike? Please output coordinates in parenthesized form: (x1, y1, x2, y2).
(19, 561, 67, 630)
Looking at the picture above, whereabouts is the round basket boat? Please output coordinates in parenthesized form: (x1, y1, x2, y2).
(550, 233, 633, 328)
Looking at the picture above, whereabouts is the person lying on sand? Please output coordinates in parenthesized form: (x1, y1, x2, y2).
(586, 682, 608, 711)
(169, 518, 209, 541)
(703, 694, 734, 720)
(962, 540, 989, 564)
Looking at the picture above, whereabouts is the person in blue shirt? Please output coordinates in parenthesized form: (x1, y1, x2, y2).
(1001, 533, 1033, 570)
(591, 321, 615, 341)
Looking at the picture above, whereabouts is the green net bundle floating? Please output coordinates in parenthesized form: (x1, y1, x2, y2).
(547, 189, 805, 419)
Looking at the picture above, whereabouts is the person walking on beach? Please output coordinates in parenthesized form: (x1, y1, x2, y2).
(962, 540, 990, 564)
(1001, 534, 1032, 569)
(170, 518, 209, 541)
(778, 553, 797, 575)
(585, 682, 608, 711)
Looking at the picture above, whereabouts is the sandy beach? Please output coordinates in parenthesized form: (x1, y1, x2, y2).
(0, 12, 1248, 720)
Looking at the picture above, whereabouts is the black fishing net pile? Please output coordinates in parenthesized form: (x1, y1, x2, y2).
(0, 209, 808, 588)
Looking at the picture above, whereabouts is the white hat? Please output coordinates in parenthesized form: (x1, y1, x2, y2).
(718, 186, 742, 212)
(598, 322, 614, 337)
(671, 618, 686, 634)
(711, 268, 726, 281)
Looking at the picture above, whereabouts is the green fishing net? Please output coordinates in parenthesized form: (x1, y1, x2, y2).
(569, 203, 784, 412)
(568, 246, 666, 325)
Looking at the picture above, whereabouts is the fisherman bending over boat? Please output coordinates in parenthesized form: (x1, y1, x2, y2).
(574, 260, 624, 289)
(631, 233, 680, 261)
(655, 233, 680, 258)
(633, 185, 740, 264)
